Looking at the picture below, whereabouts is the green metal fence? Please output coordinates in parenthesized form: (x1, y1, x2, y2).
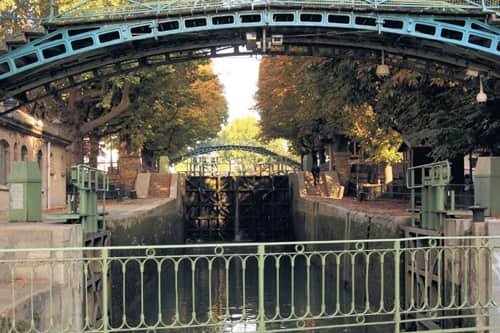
(0, 236, 499, 332)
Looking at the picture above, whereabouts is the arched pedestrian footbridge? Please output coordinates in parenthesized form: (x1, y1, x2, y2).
(0, 0, 499, 114)
(170, 145, 301, 169)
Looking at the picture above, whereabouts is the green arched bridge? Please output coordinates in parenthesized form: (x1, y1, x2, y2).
(170, 145, 301, 169)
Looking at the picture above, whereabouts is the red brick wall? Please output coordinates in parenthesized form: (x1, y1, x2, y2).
(118, 156, 140, 195)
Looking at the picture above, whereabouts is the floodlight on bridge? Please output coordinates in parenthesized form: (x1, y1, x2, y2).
(466, 68, 479, 78)
(271, 34, 283, 46)
(246, 32, 257, 50)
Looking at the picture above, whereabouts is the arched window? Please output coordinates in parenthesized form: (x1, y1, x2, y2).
(13, 143, 18, 161)
(37, 150, 43, 169)
(21, 145, 28, 161)
(0, 141, 9, 185)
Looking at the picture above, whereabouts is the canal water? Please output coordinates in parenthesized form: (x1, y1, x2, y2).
(110, 245, 393, 332)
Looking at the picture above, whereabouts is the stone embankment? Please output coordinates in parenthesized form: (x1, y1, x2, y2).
(291, 172, 412, 241)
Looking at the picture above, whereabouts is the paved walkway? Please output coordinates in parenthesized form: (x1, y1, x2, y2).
(40, 197, 172, 222)
(101, 198, 171, 220)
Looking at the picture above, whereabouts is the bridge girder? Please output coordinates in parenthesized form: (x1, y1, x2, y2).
(0, 8, 499, 111)
(170, 145, 301, 169)
(2, 40, 493, 115)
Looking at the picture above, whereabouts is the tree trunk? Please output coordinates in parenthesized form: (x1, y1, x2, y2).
(79, 82, 131, 135)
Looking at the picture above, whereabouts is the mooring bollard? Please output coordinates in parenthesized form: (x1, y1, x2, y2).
(469, 205, 487, 223)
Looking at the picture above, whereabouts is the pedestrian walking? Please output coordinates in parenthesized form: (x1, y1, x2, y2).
(312, 164, 320, 186)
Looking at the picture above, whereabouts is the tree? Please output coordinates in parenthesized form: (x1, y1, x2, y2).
(22, 60, 228, 167)
(376, 70, 500, 159)
(256, 55, 399, 163)
(256, 54, 500, 163)
(135, 62, 228, 168)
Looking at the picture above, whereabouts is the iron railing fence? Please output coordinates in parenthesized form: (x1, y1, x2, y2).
(0, 0, 499, 24)
(0, 236, 499, 332)
(381, 184, 475, 209)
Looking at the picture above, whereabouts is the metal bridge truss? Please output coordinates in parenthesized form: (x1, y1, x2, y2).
(2, 43, 498, 117)
(0, 7, 499, 112)
(171, 145, 301, 169)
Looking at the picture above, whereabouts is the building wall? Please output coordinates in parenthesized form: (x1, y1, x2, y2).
(0, 112, 71, 220)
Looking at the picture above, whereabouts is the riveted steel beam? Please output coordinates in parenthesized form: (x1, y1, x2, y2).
(0, 9, 498, 85)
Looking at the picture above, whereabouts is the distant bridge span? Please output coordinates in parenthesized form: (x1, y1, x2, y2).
(170, 145, 301, 169)
(0, 1, 499, 114)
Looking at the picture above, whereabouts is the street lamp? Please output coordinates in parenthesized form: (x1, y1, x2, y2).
(476, 75, 487, 104)
(376, 50, 390, 78)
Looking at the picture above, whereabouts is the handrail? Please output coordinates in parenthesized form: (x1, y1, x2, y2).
(1, 236, 498, 332)
(1, 234, 500, 252)
(1, 0, 499, 24)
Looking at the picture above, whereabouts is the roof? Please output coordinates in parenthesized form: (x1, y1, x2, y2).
(0, 106, 72, 146)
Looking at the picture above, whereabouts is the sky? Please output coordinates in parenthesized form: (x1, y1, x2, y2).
(212, 56, 261, 122)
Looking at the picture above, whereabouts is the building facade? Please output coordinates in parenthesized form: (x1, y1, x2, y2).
(0, 108, 71, 220)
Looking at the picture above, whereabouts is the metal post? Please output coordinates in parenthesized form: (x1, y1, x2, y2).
(80, 186, 88, 232)
(102, 176, 107, 231)
(49, 0, 55, 22)
(234, 179, 240, 241)
(102, 247, 109, 333)
(394, 240, 401, 333)
(262, 28, 267, 53)
(258, 244, 265, 333)
(435, 186, 445, 229)
(450, 189, 455, 211)
(410, 170, 415, 227)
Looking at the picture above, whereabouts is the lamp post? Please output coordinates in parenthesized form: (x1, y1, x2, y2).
(376, 50, 390, 78)
(476, 75, 487, 103)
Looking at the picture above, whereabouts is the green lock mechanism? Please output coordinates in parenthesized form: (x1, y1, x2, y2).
(48, 165, 108, 233)
(8, 161, 42, 222)
(406, 161, 451, 230)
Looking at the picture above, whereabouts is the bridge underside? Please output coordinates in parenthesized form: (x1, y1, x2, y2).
(0, 7, 499, 112)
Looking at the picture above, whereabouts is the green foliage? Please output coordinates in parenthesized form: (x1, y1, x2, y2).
(256, 55, 400, 163)
(375, 69, 500, 159)
(120, 62, 228, 162)
(192, 116, 298, 174)
(256, 54, 500, 162)
(23, 60, 227, 165)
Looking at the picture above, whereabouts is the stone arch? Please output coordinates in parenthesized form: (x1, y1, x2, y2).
(0, 140, 10, 185)
(20, 145, 28, 161)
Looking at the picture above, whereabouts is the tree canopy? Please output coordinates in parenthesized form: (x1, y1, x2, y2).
(256, 54, 500, 162)
(24, 60, 228, 166)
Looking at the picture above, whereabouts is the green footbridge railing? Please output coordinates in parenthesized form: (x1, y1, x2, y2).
(1, 0, 499, 24)
(0, 236, 499, 332)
